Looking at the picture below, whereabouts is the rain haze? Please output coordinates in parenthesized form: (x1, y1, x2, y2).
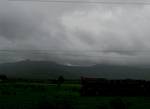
(0, 0, 150, 66)
(1, 1, 150, 108)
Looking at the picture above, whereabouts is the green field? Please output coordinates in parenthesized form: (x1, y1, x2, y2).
(0, 83, 149, 109)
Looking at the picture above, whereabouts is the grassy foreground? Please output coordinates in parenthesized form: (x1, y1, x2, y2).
(0, 83, 149, 109)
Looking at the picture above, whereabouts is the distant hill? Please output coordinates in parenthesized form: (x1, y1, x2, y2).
(0, 60, 150, 80)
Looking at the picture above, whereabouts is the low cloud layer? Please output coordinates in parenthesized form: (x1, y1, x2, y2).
(0, 0, 150, 65)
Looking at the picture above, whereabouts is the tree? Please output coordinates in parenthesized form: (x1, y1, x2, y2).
(57, 76, 64, 87)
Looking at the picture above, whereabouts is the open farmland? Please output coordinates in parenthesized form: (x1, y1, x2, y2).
(0, 82, 149, 109)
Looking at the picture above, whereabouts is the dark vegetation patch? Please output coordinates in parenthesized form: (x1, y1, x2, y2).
(0, 83, 148, 109)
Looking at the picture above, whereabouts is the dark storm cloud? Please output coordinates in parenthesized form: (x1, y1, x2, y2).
(0, 15, 37, 40)
(0, 0, 150, 65)
(0, 2, 31, 40)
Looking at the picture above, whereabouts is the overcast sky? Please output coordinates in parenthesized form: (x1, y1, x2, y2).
(1, 0, 150, 65)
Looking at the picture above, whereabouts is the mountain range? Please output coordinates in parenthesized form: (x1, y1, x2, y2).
(0, 60, 149, 80)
